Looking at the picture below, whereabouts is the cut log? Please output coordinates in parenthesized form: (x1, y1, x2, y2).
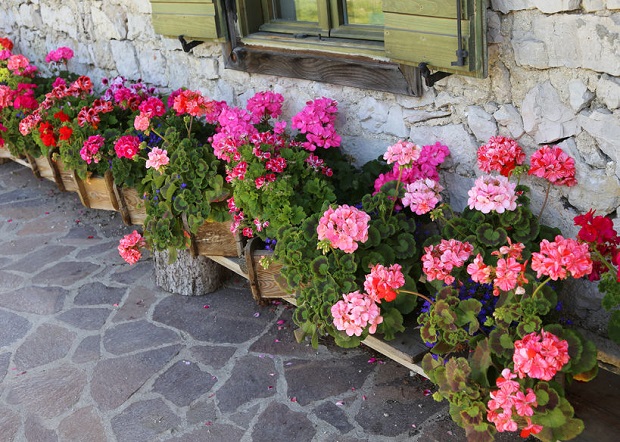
(153, 248, 229, 296)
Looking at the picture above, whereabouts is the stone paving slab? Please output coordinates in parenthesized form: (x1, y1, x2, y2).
(0, 160, 614, 441)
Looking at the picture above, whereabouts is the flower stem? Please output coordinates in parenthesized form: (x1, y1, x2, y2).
(150, 127, 168, 145)
(530, 276, 552, 299)
(388, 167, 404, 219)
(537, 181, 552, 221)
(399, 289, 435, 305)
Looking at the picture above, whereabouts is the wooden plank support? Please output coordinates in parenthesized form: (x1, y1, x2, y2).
(113, 184, 133, 226)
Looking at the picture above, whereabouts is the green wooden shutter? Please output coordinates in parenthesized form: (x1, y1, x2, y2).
(150, 0, 224, 41)
(383, 0, 487, 78)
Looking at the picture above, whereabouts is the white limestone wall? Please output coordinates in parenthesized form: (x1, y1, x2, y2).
(1, 0, 619, 337)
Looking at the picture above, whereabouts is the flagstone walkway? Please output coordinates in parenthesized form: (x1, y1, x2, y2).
(0, 160, 618, 441)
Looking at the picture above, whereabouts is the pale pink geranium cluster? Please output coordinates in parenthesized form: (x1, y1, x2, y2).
(402, 178, 444, 215)
(80, 135, 105, 164)
(422, 239, 474, 285)
(317, 204, 370, 254)
(291, 97, 341, 151)
(487, 368, 543, 438)
(531, 235, 593, 280)
(145, 147, 169, 171)
(477, 136, 526, 177)
(331, 290, 383, 337)
(373, 142, 450, 197)
(467, 175, 518, 214)
(383, 140, 422, 167)
(45, 46, 74, 64)
(114, 135, 141, 159)
(529, 145, 577, 187)
(118, 230, 146, 265)
(467, 239, 528, 296)
(363, 263, 405, 303)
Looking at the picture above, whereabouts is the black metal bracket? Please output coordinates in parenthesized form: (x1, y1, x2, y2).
(178, 35, 204, 53)
(451, 0, 468, 67)
(418, 63, 452, 87)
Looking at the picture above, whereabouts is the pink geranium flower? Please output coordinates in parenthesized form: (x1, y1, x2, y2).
(145, 147, 169, 171)
(114, 135, 141, 159)
(383, 140, 422, 167)
(531, 235, 593, 280)
(477, 136, 526, 177)
(45, 46, 74, 63)
(291, 97, 341, 151)
(402, 178, 443, 215)
(512, 330, 570, 381)
(80, 135, 105, 164)
(331, 291, 383, 336)
(363, 263, 405, 303)
(422, 239, 474, 285)
(118, 230, 146, 265)
(528, 145, 577, 186)
(467, 175, 517, 214)
(317, 205, 370, 254)
(246, 91, 284, 122)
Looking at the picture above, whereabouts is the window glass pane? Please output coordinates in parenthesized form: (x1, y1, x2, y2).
(272, 0, 318, 22)
(343, 0, 384, 25)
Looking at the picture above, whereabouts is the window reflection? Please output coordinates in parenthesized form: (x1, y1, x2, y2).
(272, 0, 318, 22)
(343, 0, 384, 25)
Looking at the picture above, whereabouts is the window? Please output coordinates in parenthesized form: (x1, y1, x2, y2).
(149, 0, 488, 96)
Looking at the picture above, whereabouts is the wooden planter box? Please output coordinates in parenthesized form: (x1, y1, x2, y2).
(113, 186, 147, 226)
(0, 146, 31, 169)
(245, 238, 289, 304)
(53, 158, 79, 193)
(186, 218, 245, 258)
(73, 170, 119, 211)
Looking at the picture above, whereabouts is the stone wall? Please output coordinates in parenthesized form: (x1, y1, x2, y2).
(1, 0, 619, 341)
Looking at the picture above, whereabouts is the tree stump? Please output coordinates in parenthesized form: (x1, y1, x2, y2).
(153, 249, 229, 296)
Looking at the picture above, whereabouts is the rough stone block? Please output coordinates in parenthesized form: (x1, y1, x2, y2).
(491, 0, 534, 13)
(493, 104, 525, 138)
(568, 79, 595, 112)
(522, 81, 580, 144)
(533, 0, 580, 13)
(597, 74, 620, 110)
(466, 105, 498, 142)
(512, 14, 620, 76)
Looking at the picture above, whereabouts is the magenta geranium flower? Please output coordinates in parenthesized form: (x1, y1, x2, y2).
(114, 135, 141, 159)
(80, 135, 105, 164)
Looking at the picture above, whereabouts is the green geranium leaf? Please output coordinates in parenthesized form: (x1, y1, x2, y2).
(475, 224, 507, 247)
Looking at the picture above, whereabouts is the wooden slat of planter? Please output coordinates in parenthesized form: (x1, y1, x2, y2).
(192, 219, 244, 257)
(207, 255, 249, 279)
(55, 159, 78, 192)
(73, 170, 119, 211)
(245, 237, 289, 303)
(282, 294, 429, 377)
(26, 153, 57, 183)
(113, 185, 147, 226)
(0, 148, 32, 169)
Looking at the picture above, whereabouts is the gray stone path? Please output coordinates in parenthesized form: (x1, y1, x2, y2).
(0, 160, 613, 442)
